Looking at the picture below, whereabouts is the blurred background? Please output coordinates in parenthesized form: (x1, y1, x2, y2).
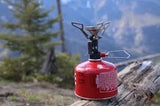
(0, 0, 160, 105)
(1, 0, 160, 61)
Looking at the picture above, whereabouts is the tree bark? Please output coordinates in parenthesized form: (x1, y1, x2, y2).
(42, 47, 56, 74)
(56, 0, 66, 53)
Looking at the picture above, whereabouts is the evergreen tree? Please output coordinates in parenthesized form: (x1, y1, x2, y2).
(0, 0, 60, 73)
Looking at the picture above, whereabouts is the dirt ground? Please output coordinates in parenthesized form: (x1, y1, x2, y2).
(0, 82, 78, 106)
(0, 81, 159, 106)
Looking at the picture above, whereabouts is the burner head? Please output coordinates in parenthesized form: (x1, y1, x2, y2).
(85, 26, 101, 36)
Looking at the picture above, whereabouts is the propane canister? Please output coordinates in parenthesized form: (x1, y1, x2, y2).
(75, 59, 117, 99)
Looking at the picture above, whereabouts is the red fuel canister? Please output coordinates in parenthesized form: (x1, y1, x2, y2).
(75, 60, 117, 99)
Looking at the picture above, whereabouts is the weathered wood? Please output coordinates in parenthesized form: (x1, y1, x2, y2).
(71, 61, 160, 106)
(116, 53, 160, 67)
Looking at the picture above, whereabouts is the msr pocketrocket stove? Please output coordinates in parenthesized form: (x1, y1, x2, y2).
(71, 22, 130, 100)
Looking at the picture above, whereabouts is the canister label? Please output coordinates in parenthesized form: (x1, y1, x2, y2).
(96, 71, 117, 93)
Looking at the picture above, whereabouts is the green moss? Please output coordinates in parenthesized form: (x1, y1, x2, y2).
(18, 88, 42, 102)
(153, 91, 160, 105)
(25, 94, 42, 102)
(9, 96, 18, 101)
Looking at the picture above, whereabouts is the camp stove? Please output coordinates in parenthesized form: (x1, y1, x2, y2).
(71, 22, 130, 100)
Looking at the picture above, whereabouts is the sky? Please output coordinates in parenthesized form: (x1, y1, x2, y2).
(61, 0, 72, 4)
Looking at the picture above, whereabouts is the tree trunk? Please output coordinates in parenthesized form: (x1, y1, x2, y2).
(41, 47, 56, 74)
(56, 0, 66, 53)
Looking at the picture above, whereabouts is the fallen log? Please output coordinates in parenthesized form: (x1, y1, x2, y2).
(71, 61, 160, 106)
(116, 53, 160, 67)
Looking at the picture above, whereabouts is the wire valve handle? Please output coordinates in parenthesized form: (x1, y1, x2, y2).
(106, 50, 130, 59)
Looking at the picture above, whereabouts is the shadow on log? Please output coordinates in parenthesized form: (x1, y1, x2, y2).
(71, 61, 160, 106)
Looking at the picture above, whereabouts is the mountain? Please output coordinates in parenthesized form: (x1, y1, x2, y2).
(0, 0, 160, 62)
(60, 0, 160, 61)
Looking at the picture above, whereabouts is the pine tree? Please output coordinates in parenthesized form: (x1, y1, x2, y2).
(0, 0, 60, 73)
